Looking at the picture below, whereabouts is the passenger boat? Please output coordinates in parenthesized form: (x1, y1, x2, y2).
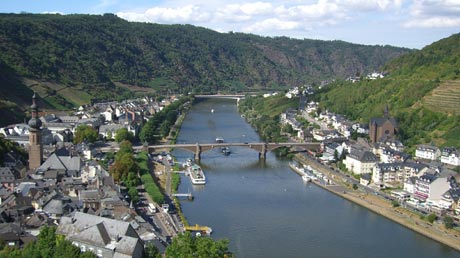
(302, 175, 312, 182)
(188, 164, 206, 185)
(215, 137, 224, 143)
(221, 146, 231, 155)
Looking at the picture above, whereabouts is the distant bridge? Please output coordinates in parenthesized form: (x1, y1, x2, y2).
(194, 94, 246, 99)
(100, 142, 320, 160)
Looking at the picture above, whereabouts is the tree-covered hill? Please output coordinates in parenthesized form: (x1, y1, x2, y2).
(317, 33, 460, 148)
(0, 13, 410, 124)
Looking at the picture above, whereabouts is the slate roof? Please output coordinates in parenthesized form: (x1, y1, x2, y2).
(57, 212, 142, 257)
(0, 167, 16, 183)
(349, 149, 378, 162)
(37, 153, 83, 174)
(370, 117, 398, 127)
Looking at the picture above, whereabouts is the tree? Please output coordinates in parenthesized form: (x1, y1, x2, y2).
(426, 213, 437, 223)
(36, 225, 56, 258)
(74, 125, 98, 144)
(128, 186, 140, 204)
(144, 242, 161, 258)
(164, 232, 233, 258)
(0, 225, 97, 258)
(139, 119, 158, 144)
(106, 130, 113, 140)
(443, 216, 454, 229)
(115, 128, 134, 143)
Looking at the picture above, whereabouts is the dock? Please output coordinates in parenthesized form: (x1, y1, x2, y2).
(184, 224, 212, 235)
(172, 192, 194, 200)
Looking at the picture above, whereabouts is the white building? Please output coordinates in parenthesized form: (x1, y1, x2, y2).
(440, 147, 460, 166)
(344, 148, 379, 175)
(415, 145, 441, 161)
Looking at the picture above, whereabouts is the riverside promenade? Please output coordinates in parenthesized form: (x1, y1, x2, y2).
(294, 154, 460, 251)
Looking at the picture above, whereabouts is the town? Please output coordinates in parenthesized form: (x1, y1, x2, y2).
(0, 82, 459, 256)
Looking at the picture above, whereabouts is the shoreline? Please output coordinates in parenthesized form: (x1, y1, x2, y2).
(294, 154, 460, 252)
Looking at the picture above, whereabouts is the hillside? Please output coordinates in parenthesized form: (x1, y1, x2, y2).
(0, 13, 410, 125)
(317, 33, 460, 148)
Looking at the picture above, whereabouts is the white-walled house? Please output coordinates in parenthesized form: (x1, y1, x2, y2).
(426, 175, 457, 208)
(415, 145, 441, 161)
(99, 123, 137, 139)
(440, 147, 460, 166)
(344, 148, 378, 175)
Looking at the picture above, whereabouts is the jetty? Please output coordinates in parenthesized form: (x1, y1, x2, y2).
(184, 224, 213, 235)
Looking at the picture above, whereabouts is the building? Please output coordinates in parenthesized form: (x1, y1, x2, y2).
(57, 212, 144, 258)
(369, 105, 398, 144)
(440, 147, 460, 166)
(415, 145, 441, 161)
(28, 93, 43, 170)
(344, 148, 379, 175)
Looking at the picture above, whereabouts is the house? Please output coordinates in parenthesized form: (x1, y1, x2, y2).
(378, 148, 410, 163)
(57, 212, 144, 258)
(42, 196, 75, 222)
(99, 123, 137, 140)
(36, 148, 83, 178)
(439, 188, 460, 210)
(372, 163, 401, 185)
(0, 167, 17, 191)
(414, 173, 437, 201)
(440, 147, 460, 166)
(404, 177, 417, 194)
(321, 142, 344, 162)
(415, 145, 441, 161)
(425, 175, 456, 208)
(0, 223, 36, 248)
(344, 148, 378, 175)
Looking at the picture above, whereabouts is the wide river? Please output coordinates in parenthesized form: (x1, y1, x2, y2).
(173, 98, 459, 258)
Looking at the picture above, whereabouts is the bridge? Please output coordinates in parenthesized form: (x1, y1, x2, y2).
(100, 142, 320, 161)
(194, 94, 246, 99)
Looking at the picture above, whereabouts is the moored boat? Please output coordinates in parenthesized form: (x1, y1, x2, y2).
(189, 164, 206, 185)
(221, 146, 231, 155)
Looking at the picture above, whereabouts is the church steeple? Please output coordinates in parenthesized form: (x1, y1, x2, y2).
(28, 92, 42, 129)
(383, 104, 389, 119)
(28, 92, 43, 170)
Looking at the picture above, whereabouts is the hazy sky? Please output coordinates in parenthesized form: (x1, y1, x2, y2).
(2, 0, 459, 49)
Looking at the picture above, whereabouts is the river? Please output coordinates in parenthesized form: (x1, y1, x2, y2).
(172, 98, 459, 258)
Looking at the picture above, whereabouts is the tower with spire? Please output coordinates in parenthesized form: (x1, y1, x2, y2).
(28, 93, 43, 170)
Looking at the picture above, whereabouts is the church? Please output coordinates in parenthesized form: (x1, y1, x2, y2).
(369, 105, 398, 144)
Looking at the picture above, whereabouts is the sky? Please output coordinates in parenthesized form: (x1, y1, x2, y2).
(1, 0, 460, 49)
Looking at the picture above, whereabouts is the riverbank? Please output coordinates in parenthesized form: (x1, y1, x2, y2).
(294, 154, 460, 252)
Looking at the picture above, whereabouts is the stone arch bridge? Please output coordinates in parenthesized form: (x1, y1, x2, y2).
(102, 142, 320, 161)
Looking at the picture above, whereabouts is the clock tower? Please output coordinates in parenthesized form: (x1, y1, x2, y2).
(28, 93, 43, 170)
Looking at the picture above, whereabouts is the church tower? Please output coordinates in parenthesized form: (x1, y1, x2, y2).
(28, 93, 43, 170)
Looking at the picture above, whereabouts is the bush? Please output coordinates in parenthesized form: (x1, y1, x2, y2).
(426, 213, 437, 223)
(443, 216, 454, 229)
(391, 200, 400, 207)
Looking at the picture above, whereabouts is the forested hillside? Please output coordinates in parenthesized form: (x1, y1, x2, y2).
(317, 33, 460, 148)
(0, 13, 409, 125)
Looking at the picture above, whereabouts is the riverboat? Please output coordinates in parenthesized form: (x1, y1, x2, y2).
(289, 163, 317, 182)
(189, 164, 206, 185)
(302, 175, 312, 182)
(221, 146, 231, 155)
